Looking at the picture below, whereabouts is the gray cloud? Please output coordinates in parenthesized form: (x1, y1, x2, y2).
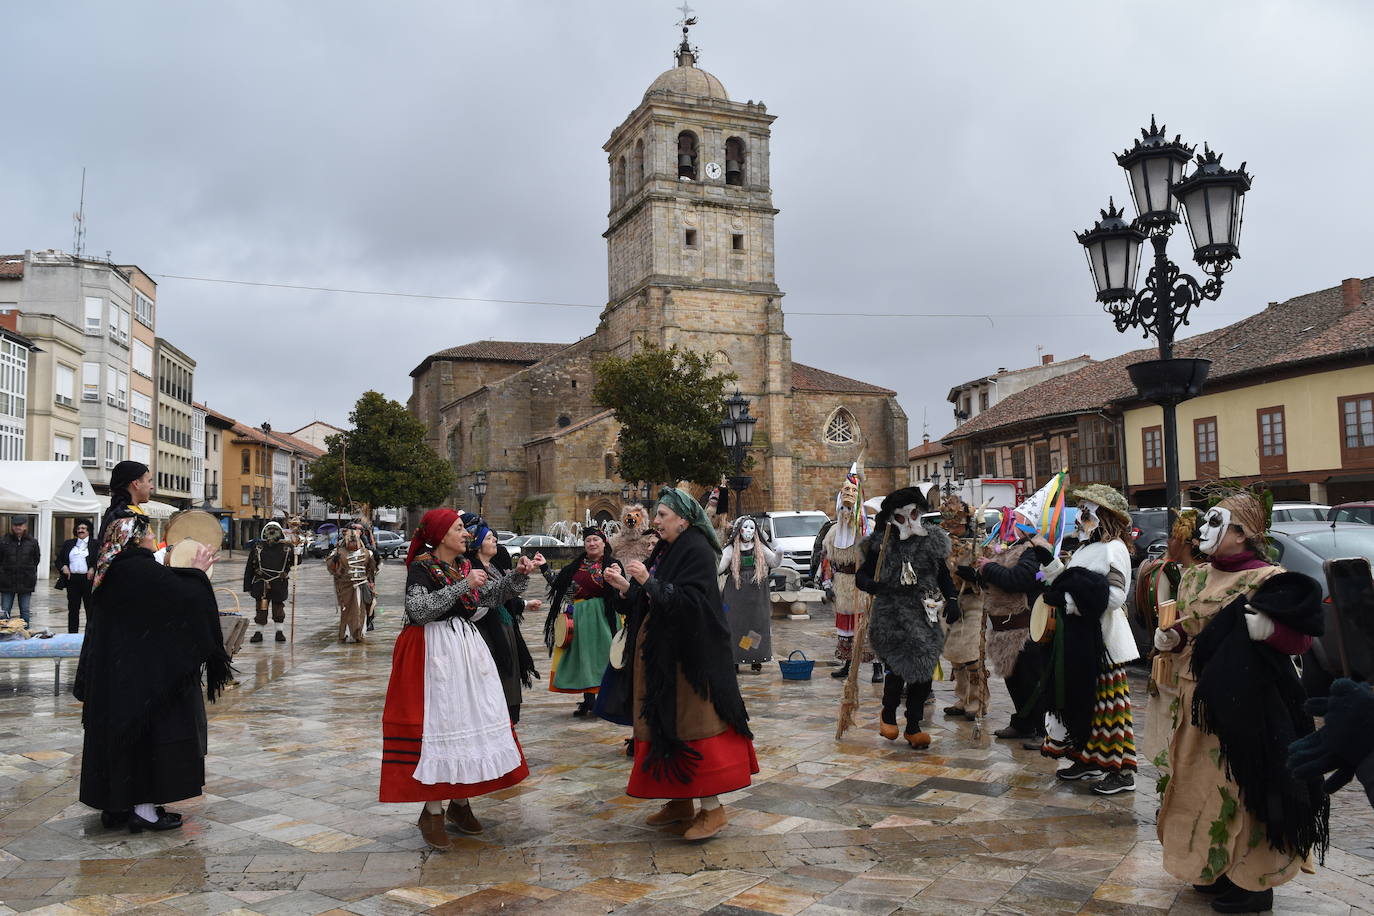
(4, 0, 1371, 443)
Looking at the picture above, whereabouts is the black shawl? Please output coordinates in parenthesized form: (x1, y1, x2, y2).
(1040, 566, 1111, 751)
(606, 526, 751, 784)
(471, 553, 539, 689)
(1191, 572, 1329, 860)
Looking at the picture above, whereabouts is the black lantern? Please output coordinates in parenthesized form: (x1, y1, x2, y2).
(1172, 146, 1252, 273)
(1115, 117, 1195, 228)
(724, 389, 748, 422)
(718, 416, 737, 449)
(620, 483, 632, 501)
(1076, 199, 1147, 304)
(473, 470, 488, 515)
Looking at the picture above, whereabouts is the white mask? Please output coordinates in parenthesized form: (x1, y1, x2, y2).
(1074, 501, 1100, 539)
(890, 504, 927, 540)
(1198, 506, 1231, 555)
(739, 518, 756, 544)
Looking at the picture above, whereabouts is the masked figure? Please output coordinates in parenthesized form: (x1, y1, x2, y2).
(245, 521, 295, 644)
(328, 526, 377, 643)
(1154, 493, 1328, 913)
(856, 486, 958, 749)
(1035, 485, 1140, 796)
(821, 463, 881, 682)
(942, 500, 989, 721)
(609, 503, 658, 566)
(720, 516, 780, 671)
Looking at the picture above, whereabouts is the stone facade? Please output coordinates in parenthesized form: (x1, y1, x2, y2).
(409, 40, 907, 528)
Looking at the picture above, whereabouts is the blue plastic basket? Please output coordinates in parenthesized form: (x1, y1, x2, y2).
(778, 649, 814, 680)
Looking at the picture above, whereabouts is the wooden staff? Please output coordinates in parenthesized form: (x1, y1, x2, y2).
(836, 528, 889, 739)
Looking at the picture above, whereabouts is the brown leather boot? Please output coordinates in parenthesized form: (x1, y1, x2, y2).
(445, 801, 483, 835)
(682, 805, 728, 841)
(417, 809, 450, 851)
(904, 731, 932, 750)
(644, 798, 695, 826)
(878, 721, 899, 740)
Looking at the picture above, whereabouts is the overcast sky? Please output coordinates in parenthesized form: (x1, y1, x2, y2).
(5, 1, 1372, 448)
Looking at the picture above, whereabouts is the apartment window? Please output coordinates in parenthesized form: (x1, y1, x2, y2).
(134, 291, 154, 327)
(241, 449, 251, 473)
(241, 485, 250, 506)
(0, 420, 21, 460)
(1257, 407, 1286, 475)
(1033, 441, 1052, 480)
(111, 308, 130, 345)
(54, 364, 75, 406)
(82, 362, 100, 401)
(116, 433, 126, 462)
(0, 338, 26, 421)
(105, 436, 116, 469)
(53, 434, 72, 463)
(131, 391, 152, 428)
(1010, 447, 1027, 480)
(1339, 394, 1374, 467)
(81, 429, 98, 467)
(84, 296, 103, 334)
(1194, 417, 1219, 479)
(131, 441, 150, 464)
(106, 367, 119, 407)
(133, 339, 153, 377)
(1142, 425, 1164, 484)
(982, 450, 998, 477)
(979, 391, 989, 412)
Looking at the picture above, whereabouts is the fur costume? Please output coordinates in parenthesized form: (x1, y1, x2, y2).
(609, 504, 657, 565)
(327, 529, 376, 643)
(859, 522, 956, 684)
(978, 541, 1041, 678)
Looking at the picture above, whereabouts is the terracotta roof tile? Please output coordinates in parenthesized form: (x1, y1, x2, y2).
(907, 440, 951, 459)
(0, 256, 24, 279)
(791, 362, 895, 395)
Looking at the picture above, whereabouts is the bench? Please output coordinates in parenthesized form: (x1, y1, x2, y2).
(0, 633, 83, 694)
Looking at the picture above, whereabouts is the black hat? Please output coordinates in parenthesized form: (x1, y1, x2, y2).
(876, 487, 930, 529)
(109, 460, 149, 494)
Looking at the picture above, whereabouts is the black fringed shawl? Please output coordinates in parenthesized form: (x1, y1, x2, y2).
(1190, 572, 1330, 860)
(615, 526, 752, 784)
(468, 554, 539, 689)
(1039, 565, 1111, 750)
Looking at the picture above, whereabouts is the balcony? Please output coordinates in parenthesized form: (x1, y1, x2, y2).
(205, 483, 219, 501)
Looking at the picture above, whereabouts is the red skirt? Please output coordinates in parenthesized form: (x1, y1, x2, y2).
(379, 625, 529, 803)
(626, 728, 759, 799)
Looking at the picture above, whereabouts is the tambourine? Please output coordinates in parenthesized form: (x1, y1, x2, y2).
(554, 610, 575, 649)
(1030, 595, 1058, 644)
(608, 627, 628, 670)
(165, 509, 223, 578)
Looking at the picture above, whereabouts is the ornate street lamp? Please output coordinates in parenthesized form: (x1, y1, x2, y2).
(1077, 119, 1251, 510)
(473, 469, 488, 517)
(719, 390, 757, 516)
(620, 483, 632, 502)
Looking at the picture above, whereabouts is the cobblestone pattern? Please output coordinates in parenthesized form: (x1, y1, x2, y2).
(1, 557, 1370, 915)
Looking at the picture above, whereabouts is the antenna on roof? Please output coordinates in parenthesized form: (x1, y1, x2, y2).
(72, 168, 87, 258)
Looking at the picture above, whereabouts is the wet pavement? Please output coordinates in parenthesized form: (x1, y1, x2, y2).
(2, 556, 1371, 915)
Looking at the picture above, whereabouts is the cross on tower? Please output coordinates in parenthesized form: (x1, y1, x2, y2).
(676, 2, 695, 28)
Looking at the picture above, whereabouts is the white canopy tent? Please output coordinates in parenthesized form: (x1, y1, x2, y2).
(0, 461, 104, 573)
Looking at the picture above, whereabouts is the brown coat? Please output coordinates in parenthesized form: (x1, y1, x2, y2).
(631, 611, 727, 744)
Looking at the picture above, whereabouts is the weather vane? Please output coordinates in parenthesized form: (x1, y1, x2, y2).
(675, 2, 699, 61)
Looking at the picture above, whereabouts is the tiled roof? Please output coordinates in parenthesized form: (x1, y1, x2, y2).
(411, 340, 572, 376)
(0, 256, 24, 279)
(907, 439, 950, 460)
(944, 277, 1374, 443)
(791, 363, 895, 395)
(269, 430, 325, 459)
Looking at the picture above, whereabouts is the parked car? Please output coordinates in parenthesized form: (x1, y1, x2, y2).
(373, 529, 406, 559)
(1329, 502, 1374, 525)
(1271, 502, 1331, 524)
(494, 530, 519, 545)
(504, 534, 564, 554)
(307, 531, 337, 558)
(1268, 520, 1374, 696)
(757, 511, 830, 579)
(1129, 508, 1172, 564)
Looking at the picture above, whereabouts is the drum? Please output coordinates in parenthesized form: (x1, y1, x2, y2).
(554, 610, 575, 649)
(165, 509, 223, 578)
(1030, 595, 1058, 644)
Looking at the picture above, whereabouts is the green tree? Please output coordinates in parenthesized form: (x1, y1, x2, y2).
(307, 391, 454, 519)
(592, 342, 736, 487)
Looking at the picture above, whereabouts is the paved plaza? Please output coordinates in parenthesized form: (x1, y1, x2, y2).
(1, 556, 1371, 916)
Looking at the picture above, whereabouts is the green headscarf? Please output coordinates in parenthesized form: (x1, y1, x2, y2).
(657, 486, 722, 556)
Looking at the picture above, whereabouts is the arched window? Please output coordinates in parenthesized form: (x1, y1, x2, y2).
(724, 136, 745, 186)
(823, 407, 858, 445)
(614, 155, 627, 204)
(677, 131, 698, 180)
(631, 138, 645, 186)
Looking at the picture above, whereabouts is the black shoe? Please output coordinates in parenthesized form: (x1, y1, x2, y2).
(943, 705, 966, 717)
(250, 631, 263, 643)
(623, 738, 633, 758)
(1055, 761, 1106, 781)
(1194, 876, 1238, 896)
(1022, 738, 1046, 751)
(275, 630, 286, 642)
(830, 662, 850, 679)
(871, 663, 884, 683)
(1211, 887, 1272, 913)
(367, 619, 375, 631)
(1090, 771, 1135, 795)
(128, 811, 183, 833)
(994, 725, 1036, 740)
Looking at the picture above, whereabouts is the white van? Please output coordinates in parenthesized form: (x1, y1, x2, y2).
(756, 510, 830, 579)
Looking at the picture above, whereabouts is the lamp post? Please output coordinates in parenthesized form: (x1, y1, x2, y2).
(473, 469, 488, 517)
(1077, 118, 1251, 510)
(927, 460, 964, 499)
(718, 389, 758, 516)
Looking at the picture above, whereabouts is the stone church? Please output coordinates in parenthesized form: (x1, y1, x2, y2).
(408, 29, 908, 529)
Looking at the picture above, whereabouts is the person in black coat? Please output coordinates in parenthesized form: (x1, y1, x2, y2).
(0, 516, 41, 628)
(75, 512, 229, 833)
(56, 519, 97, 633)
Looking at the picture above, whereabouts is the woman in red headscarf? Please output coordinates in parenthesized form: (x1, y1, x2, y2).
(380, 509, 532, 851)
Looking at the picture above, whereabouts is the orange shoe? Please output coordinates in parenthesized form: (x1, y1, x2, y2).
(682, 805, 728, 841)
(904, 731, 932, 750)
(878, 721, 899, 740)
(645, 798, 695, 826)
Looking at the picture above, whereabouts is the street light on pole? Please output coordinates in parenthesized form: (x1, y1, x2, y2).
(718, 389, 757, 516)
(473, 469, 488, 517)
(1077, 117, 1251, 510)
